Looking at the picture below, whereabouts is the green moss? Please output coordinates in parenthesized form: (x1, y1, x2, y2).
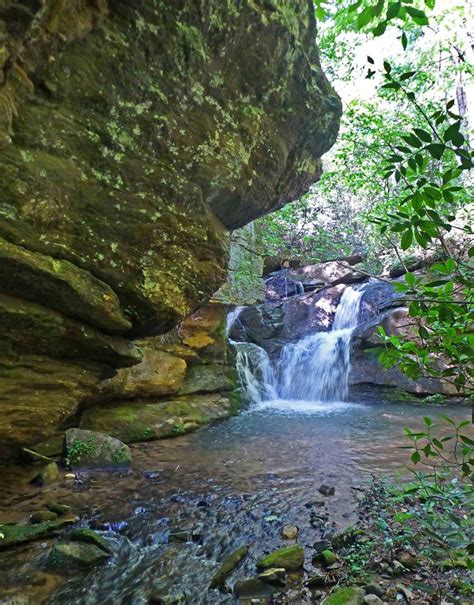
(70, 528, 112, 553)
(210, 545, 249, 588)
(257, 545, 304, 571)
(66, 436, 96, 467)
(322, 587, 365, 605)
(0, 520, 61, 550)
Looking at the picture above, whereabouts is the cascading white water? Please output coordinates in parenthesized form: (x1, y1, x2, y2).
(234, 342, 278, 403)
(277, 286, 363, 402)
(230, 285, 365, 405)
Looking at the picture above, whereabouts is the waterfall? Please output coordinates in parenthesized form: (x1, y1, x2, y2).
(234, 342, 278, 403)
(230, 285, 365, 405)
(278, 286, 363, 402)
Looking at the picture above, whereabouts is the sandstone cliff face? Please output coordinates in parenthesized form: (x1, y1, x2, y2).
(0, 0, 341, 456)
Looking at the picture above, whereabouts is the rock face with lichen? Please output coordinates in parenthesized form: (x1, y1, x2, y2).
(0, 0, 341, 457)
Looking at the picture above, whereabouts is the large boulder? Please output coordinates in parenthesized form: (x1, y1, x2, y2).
(64, 428, 132, 470)
(79, 394, 239, 443)
(351, 305, 457, 395)
(0, 1, 341, 457)
(231, 285, 347, 356)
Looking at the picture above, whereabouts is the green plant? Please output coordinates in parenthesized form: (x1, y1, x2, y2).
(402, 415, 474, 571)
(65, 437, 96, 467)
(403, 415, 474, 482)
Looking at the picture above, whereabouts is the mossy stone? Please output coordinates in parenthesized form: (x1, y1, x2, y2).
(256, 545, 304, 571)
(65, 428, 131, 470)
(31, 462, 59, 487)
(29, 510, 58, 524)
(322, 587, 365, 605)
(0, 520, 61, 550)
(209, 544, 249, 588)
(316, 549, 337, 567)
(70, 528, 113, 553)
(47, 542, 109, 571)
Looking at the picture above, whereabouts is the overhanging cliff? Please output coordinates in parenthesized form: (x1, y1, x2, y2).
(0, 0, 341, 456)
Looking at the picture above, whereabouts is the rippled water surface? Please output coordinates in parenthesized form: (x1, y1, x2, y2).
(0, 395, 471, 604)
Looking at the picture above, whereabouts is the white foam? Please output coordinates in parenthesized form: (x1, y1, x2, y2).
(252, 398, 359, 415)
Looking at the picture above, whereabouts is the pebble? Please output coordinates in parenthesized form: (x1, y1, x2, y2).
(364, 595, 383, 605)
(399, 552, 417, 569)
(319, 484, 335, 496)
(364, 583, 385, 598)
(281, 524, 298, 540)
(65, 473, 76, 480)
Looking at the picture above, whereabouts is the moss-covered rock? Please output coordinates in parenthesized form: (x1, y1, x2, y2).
(64, 428, 132, 470)
(47, 542, 109, 571)
(256, 545, 304, 571)
(209, 544, 249, 589)
(0, 520, 61, 551)
(79, 394, 240, 444)
(315, 549, 337, 567)
(100, 348, 187, 400)
(70, 528, 113, 553)
(322, 587, 365, 605)
(31, 462, 59, 487)
(179, 365, 237, 395)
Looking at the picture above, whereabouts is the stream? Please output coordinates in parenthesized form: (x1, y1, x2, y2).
(1, 285, 471, 604)
(0, 395, 471, 604)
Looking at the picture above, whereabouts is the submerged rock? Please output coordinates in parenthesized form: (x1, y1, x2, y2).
(29, 511, 58, 524)
(319, 484, 335, 496)
(281, 524, 299, 540)
(256, 545, 304, 571)
(233, 578, 276, 599)
(70, 528, 113, 553)
(47, 542, 109, 571)
(209, 544, 249, 589)
(31, 462, 59, 487)
(64, 428, 132, 470)
(46, 503, 72, 516)
(148, 590, 187, 604)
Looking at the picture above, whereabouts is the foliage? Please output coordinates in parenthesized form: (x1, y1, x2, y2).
(403, 414, 474, 482)
(259, 0, 473, 392)
(400, 413, 474, 573)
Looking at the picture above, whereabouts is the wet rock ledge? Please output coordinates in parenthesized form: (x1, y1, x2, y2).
(0, 0, 341, 458)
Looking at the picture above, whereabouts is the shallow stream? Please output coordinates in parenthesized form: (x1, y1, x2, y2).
(0, 393, 471, 604)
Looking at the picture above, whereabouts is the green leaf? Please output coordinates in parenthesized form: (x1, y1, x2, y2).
(413, 128, 432, 143)
(400, 71, 416, 81)
(401, 31, 408, 49)
(372, 20, 387, 36)
(357, 6, 373, 28)
(372, 0, 385, 17)
(425, 144, 445, 160)
(406, 6, 429, 25)
(386, 2, 401, 19)
(401, 229, 413, 250)
(411, 451, 421, 464)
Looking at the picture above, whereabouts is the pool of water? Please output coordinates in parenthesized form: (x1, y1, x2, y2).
(0, 395, 471, 604)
